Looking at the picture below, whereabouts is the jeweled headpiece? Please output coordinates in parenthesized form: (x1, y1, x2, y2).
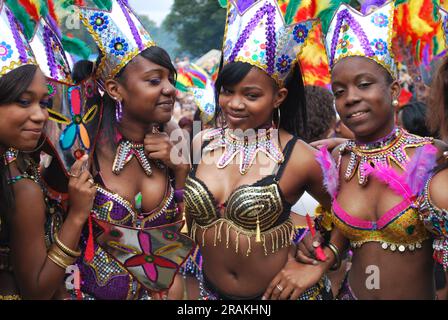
(0, 1, 37, 77)
(440, 7, 448, 47)
(324, 1, 398, 79)
(222, 0, 315, 87)
(191, 83, 216, 125)
(79, 0, 156, 81)
(29, 18, 74, 85)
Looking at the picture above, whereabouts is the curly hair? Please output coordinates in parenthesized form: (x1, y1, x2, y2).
(297, 85, 336, 143)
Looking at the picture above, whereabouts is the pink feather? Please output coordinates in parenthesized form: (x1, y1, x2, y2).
(315, 146, 339, 198)
(405, 144, 437, 195)
(362, 162, 413, 199)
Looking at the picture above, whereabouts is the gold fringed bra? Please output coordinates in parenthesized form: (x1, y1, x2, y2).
(184, 137, 299, 256)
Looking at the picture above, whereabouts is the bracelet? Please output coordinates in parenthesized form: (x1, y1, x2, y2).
(47, 245, 76, 270)
(327, 242, 341, 271)
(174, 188, 184, 203)
(54, 233, 81, 258)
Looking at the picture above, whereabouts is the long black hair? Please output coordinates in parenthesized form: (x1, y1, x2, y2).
(0, 64, 38, 231)
(72, 46, 177, 149)
(214, 61, 307, 137)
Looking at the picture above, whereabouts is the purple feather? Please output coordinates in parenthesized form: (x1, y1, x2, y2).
(363, 162, 413, 199)
(315, 146, 339, 199)
(405, 144, 438, 195)
(361, 0, 388, 14)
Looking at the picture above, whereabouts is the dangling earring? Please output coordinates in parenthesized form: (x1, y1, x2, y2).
(392, 99, 399, 108)
(115, 99, 123, 122)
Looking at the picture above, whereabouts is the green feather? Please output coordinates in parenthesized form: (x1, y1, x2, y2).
(433, 36, 439, 55)
(285, 0, 301, 25)
(318, 0, 351, 34)
(61, 36, 91, 59)
(395, 0, 408, 6)
(39, 0, 49, 19)
(92, 0, 112, 11)
(5, 0, 36, 39)
(218, 0, 227, 8)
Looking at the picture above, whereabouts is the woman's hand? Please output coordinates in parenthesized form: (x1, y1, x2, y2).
(144, 130, 190, 174)
(263, 260, 325, 300)
(67, 155, 96, 224)
(295, 231, 326, 265)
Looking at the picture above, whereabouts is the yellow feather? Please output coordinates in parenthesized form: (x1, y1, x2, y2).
(409, 0, 435, 36)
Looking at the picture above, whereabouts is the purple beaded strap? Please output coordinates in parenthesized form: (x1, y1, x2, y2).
(330, 9, 375, 67)
(43, 26, 58, 78)
(117, 0, 144, 51)
(265, 4, 277, 75)
(6, 9, 28, 63)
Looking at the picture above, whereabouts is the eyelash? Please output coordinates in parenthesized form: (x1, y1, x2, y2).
(147, 78, 161, 85)
(359, 82, 371, 88)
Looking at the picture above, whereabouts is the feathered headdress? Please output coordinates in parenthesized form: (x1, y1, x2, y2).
(393, 0, 442, 66)
(0, 1, 37, 77)
(322, 0, 398, 79)
(221, 0, 316, 87)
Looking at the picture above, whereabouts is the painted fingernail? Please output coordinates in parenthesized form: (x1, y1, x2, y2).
(313, 260, 318, 265)
(313, 241, 320, 247)
(262, 296, 266, 300)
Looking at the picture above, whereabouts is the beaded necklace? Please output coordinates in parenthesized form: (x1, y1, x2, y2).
(112, 139, 153, 176)
(341, 127, 433, 185)
(203, 127, 284, 175)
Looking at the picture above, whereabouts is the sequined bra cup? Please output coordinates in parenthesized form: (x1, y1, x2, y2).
(316, 130, 435, 252)
(419, 174, 448, 270)
(184, 137, 298, 256)
(76, 156, 179, 300)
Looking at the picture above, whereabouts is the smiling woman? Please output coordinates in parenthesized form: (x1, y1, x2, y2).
(66, 0, 194, 300)
(0, 2, 97, 301)
(313, 1, 447, 300)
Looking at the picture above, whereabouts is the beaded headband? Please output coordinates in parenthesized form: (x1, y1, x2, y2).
(222, 0, 315, 87)
(324, 1, 398, 79)
(0, 1, 37, 77)
(78, 0, 156, 81)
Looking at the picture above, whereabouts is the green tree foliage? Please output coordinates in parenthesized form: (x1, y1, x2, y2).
(138, 15, 179, 59)
(164, 0, 226, 58)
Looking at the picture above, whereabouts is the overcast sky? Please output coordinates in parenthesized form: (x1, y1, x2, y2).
(128, 0, 174, 26)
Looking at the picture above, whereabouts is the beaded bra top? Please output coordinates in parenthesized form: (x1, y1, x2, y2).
(418, 173, 448, 270)
(316, 129, 435, 252)
(75, 151, 180, 300)
(184, 136, 298, 256)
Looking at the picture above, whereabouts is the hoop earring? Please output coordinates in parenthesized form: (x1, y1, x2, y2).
(273, 108, 281, 129)
(115, 100, 123, 123)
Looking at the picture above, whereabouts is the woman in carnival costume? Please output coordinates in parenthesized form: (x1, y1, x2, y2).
(313, 1, 446, 299)
(420, 5, 448, 297)
(0, 0, 96, 299)
(182, 0, 348, 300)
(70, 0, 194, 300)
